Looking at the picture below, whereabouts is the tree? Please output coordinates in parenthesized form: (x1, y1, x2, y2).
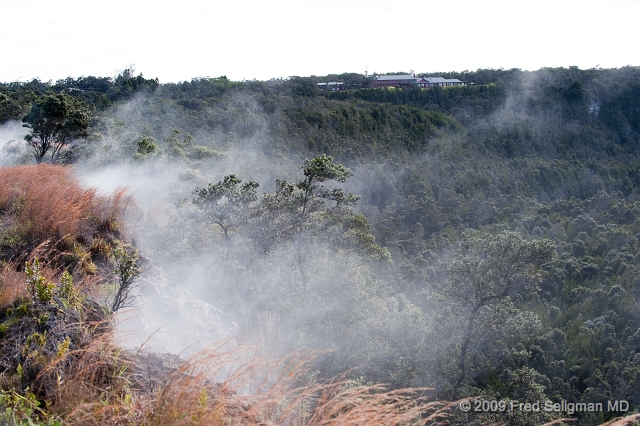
(22, 93, 90, 163)
(446, 231, 555, 383)
(132, 135, 159, 160)
(192, 174, 259, 242)
(294, 155, 359, 290)
(0, 93, 24, 123)
(252, 154, 389, 293)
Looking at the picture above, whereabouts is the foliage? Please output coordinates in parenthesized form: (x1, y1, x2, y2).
(0, 259, 105, 425)
(109, 242, 141, 313)
(0, 388, 62, 426)
(0, 93, 25, 123)
(447, 231, 556, 306)
(25, 259, 55, 303)
(444, 231, 555, 384)
(192, 174, 259, 241)
(21, 93, 90, 163)
(0, 69, 158, 126)
(6, 66, 640, 424)
(131, 135, 158, 160)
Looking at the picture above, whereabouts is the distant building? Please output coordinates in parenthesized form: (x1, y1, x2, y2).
(417, 77, 468, 87)
(371, 74, 419, 88)
(317, 82, 345, 91)
(372, 74, 469, 88)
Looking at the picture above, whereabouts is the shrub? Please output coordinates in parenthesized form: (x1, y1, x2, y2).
(25, 258, 55, 303)
(0, 164, 129, 248)
(109, 242, 141, 313)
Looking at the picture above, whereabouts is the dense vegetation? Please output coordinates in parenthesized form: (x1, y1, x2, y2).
(2, 65, 640, 425)
(0, 165, 453, 425)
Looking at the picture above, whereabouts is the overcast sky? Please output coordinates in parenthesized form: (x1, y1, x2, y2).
(1, 0, 638, 83)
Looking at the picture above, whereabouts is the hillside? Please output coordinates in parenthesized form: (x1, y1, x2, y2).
(2, 66, 640, 425)
(0, 165, 455, 425)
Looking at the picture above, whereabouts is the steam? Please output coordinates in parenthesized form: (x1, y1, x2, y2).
(72, 93, 398, 367)
(2, 73, 572, 381)
(0, 120, 27, 166)
(70, 91, 306, 356)
(70, 89, 441, 363)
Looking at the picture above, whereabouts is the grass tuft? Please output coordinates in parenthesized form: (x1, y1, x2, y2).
(0, 164, 130, 260)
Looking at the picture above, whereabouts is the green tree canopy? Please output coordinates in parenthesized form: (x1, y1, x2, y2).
(446, 231, 556, 383)
(0, 93, 24, 123)
(193, 174, 260, 241)
(22, 93, 90, 163)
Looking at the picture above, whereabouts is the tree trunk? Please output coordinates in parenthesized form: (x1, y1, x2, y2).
(458, 304, 481, 384)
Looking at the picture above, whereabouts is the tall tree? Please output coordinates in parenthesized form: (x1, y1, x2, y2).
(294, 154, 357, 291)
(253, 154, 389, 294)
(22, 93, 90, 163)
(445, 231, 555, 383)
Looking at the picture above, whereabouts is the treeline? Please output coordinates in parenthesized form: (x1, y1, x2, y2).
(0, 68, 158, 122)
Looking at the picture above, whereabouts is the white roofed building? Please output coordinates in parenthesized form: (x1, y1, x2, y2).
(371, 74, 468, 88)
(371, 74, 419, 88)
(417, 77, 468, 87)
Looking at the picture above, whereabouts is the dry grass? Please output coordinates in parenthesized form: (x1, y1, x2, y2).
(541, 419, 578, 425)
(33, 331, 133, 424)
(307, 382, 456, 426)
(27, 333, 640, 426)
(32, 337, 457, 426)
(599, 414, 640, 426)
(0, 164, 129, 256)
(0, 262, 28, 309)
(1, 260, 66, 310)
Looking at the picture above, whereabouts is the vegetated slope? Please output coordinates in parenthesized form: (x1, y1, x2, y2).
(0, 164, 461, 426)
(3, 66, 640, 425)
(0, 164, 127, 259)
(86, 67, 640, 425)
(0, 164, 128, 423)
(169, 67, 640, 426)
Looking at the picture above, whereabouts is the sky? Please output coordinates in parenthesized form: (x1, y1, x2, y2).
(1, 0, 638, 83)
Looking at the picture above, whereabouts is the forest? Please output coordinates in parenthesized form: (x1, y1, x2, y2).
(1, 65, 640, 425)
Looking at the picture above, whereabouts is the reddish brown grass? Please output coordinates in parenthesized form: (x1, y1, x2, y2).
(0, 262, 28, 309)
(32, 333, 639, 426)
(0, 261, 63, 309)
(36, 337, 457, 426)
(0, 164, 129, 249)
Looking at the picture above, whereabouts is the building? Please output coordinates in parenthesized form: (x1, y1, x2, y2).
(417, 77, 468, 88)
(372, 74, 469, 88)
(317, 82, 345, 91)
(371, 74, 419, 88)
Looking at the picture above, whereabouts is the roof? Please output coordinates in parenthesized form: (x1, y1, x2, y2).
(376, 75, 417, 81)
(420, 77, 466, 83)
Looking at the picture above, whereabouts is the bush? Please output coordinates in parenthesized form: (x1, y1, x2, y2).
(0, 164, 129, 252)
